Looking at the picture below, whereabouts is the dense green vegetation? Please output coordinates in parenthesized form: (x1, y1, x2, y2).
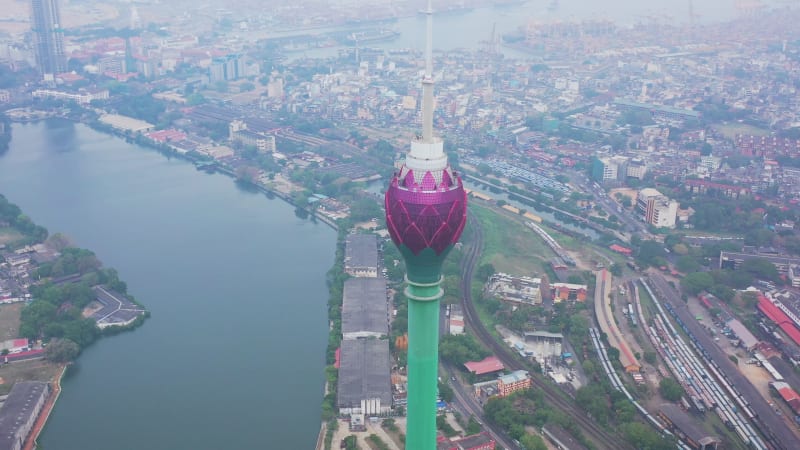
(483, 388, 594, 448)
(0, 194, 49, 246)
(439, 334, 490, 366)
(658, 378, 685, 402)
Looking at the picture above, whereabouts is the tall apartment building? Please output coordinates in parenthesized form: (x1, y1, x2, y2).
(592, 155, 629, 184)
(31, 0, 66, 78)
(637, 188, 678, 229)
(209, 54, 247, 83)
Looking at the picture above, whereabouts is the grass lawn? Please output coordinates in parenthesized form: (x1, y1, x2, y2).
(0, 227, 23, 246)
(713, 123, 769, 140)
(471, 203, 553, 276)
(0, 359, 62, 395)
(0, 303, 23, 342)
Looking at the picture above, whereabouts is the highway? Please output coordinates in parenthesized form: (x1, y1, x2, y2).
(647, 272, 799, 449)
(457, 215, 631, 450)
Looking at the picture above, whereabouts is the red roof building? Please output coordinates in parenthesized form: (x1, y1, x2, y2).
(609, 244, 632, 256)
(464, 356, 504, 375)
(771, 382, 800, 414)
(758, 295, 800, 347)
(437, 432, 496, 450)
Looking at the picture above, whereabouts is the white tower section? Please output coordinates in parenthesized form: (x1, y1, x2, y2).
(400, 0, 452, 188)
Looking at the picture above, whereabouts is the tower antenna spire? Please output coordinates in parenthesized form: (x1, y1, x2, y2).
(421, 0, 435, 143)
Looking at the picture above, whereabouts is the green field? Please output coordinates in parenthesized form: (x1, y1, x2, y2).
(713, 123, 769, 140)
(0, 227, 23, 246)
(0, 303, 22, 342)
(471, 203, 554, 276)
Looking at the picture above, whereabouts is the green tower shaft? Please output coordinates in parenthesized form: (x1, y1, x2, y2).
(404, 275, 442, 450)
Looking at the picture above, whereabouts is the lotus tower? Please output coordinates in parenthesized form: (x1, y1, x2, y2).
(384, 1, 467, 448)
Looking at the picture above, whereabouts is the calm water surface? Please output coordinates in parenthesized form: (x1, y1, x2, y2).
(0, 120, 336, 450)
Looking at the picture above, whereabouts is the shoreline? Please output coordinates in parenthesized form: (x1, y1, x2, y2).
(23, 364, 66, 450)
(80, 118, 341, 232)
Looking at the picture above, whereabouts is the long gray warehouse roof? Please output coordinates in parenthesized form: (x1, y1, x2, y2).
(342, 277, 388, 337)
(0, 381, 50, 450)
(337, 338, 392, 409)
(345, 234, 379, 271)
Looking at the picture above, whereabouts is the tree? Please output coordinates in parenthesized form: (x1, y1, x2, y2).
(438, 381, 454, 403)
(44, 338, 80, 363)
(622, 422, 675, 450)
(439, 334, 489, 366)
(466, 415, 482, 435)
(659, 378, 684, 401)
(740, 258, 780, 283)
(476, 263, 495, 282)
(46, 233, 72, 251)
(681, 272, 714, 295)
(343, 435, 358, 450)
(520, 434, 548, 450)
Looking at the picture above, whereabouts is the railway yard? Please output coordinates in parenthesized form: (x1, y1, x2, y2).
(454, 208, 800, 450)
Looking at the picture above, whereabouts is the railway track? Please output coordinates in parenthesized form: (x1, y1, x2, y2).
(458, 216, 631, 450)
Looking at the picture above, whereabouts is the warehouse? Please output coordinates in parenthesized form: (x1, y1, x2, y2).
(344, 234, 379, 278)
(342, 277, 388, 339)
(337, 338, 392, 416)
(0, 381, 51, 450)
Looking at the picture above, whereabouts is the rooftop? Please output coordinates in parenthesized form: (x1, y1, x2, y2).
(498, 370, 530, 385)
(337, 338, 392, 409)
(342, 277, 388, 338)
(0, 381, 50, 449)
(344, 234, 379, 272)
(464, 356, 504, 375)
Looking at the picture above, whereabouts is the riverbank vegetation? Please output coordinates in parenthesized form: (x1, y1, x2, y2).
(0, 194, 147, 361)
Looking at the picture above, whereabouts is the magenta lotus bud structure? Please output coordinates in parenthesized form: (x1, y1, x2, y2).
(385, 172, 466, 255)
(385, 166, 467, 282)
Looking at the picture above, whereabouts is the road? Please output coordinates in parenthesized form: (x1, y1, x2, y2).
(458, 215, 631, 450)
(441, 363, 520, 450)
(648, 272, 799, 449)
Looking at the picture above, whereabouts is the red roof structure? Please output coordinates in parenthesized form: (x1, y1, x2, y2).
(464, 356, 504, 375)
(758, 296, 800, 346)
(609, 244, 632, 256)
(334, 347, 341, 369)
(772, 382, 800, 414)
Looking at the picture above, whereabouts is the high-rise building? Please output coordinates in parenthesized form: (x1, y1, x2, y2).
(31, 0, 66, 78)
(384, 2, 467, 448)
(637, 188, 678, 229)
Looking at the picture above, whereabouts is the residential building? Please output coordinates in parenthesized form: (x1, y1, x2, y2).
(437, 432, 496, 450)
(32, 88, 110, 105)
(31, 0, 66, 78)
(591, 155, 628, 184)
(626, 159, 647, 180)
(637, 188, 678, 229)
(497, 370, 532, 397)
(485, 273, 542, 305)
(209, 54, 247, 83)
(549, 282, 588, 302)
(229, 120, 276, 153)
